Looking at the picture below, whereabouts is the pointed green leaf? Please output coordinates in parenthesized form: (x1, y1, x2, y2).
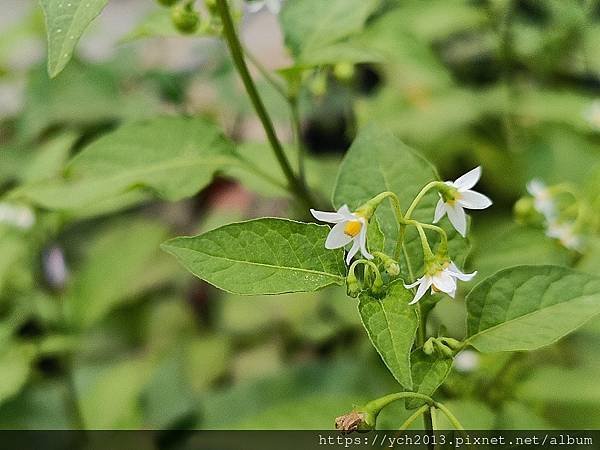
(40, 0, 109, 78)
(333, 125, 469, 274)
(406, 349, 453, 409)
(18, 117, 236, 211)
(466, 265, 600, 352)
(358, 280, 418, 388)
(162, 218, 346, 295)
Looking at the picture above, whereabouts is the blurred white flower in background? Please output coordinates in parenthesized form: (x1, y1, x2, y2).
(43, 246, 70, 289)
(246, 0, 283, 14)
(0, 202, 35, 230)
(583, 100, 600, 130)
(454, 350, 480, 373)
(526, 179, 556, 220)
(546, 221, 582, 251)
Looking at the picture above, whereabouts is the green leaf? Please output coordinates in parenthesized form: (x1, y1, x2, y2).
(162, 218, 346, 295)
(280, 0, 379, 62)
(358, 280, 418, 388)
(466, 265, 600, 352)
(21, 131, 78, 184)
(18, 117, 236, 210)
(0, 343, 36, 406)
(406, 349, 453, 409)
(333, 125, 469, 274)
(40, 0, 109, 77)
(64, 219, 170, 328)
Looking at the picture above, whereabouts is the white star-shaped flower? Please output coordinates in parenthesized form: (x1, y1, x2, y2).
(546, 221, 582, 251)
(246, 0, 282, 14)
(527, 179, 555, 219)
(311, 204, 373, 265)
(404, 261, 476, 305)
(434, 166, 492, 237)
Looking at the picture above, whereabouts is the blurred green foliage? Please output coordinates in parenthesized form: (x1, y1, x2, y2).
(0, 0, 600, 432)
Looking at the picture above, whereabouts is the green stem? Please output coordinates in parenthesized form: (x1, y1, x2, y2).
(233, 155, 288, 191)
(398, 405, 429, 431)
(403, 220, 448, 255)
(405, 181, 445, 220)
(415, 224, 435, 261)
(215, 0, 314, 208)
(243, 46, 288, 99)
(290, 96, 306, 185)
(436, 402, 465, 431)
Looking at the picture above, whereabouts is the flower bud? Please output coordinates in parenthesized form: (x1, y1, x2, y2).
(439, 337, 462, 350)
(423, 338, 435, 355)
(513, 197, 538, 224)
(333, 62, 355, 81)
(204, 0, 218, 13)
(346, 273, 361, 298)
(171, 3, 200, 34)
(435, 341, 455, 359)
(309, 72, 327, 97)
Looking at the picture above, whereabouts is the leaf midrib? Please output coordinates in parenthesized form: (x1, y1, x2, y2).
(466, 292, 600, 344)
(166, 244, 345, 281)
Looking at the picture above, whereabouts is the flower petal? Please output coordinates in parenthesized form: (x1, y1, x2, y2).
(337, 204, 357, 220)
(432, 271, 456, 294)
(409, 277, 432, 305)
(447, 262, 477, 281)
(433, 198, 446, 223)
(453, 166, 481, 191)
(247, 0, 266, 13)
(325, 222, 353, 249)
(458, 190, 492, 210)
(358, 220, 373, 260)
(527, 179, 545, 197)
(310, 209, 345, 224)
(446, 204, 468, 237)
(404, 279, 422, 289)
(345, 239, 360, 265)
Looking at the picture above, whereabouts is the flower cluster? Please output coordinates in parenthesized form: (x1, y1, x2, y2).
(311, 167, 492, 304)
(526, 179, 582, 251)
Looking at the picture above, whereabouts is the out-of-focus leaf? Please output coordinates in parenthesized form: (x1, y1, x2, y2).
(466, 265, 600, 352)
(76, 358, 153, 429)
(162, 219, 346, 295)
(20, 131, 78, 184)
(64, 219, 170, 328)
(280, 0, 379, 63)
(495, 401, 553, 429)
(406, 349, 453, 409)
(40, 0, 109, 77)
(0, 342, 36, 406)
(18, 117, 236, 210)
(0, 232, 28, 294)
(358, 280, 418, 388)
(185, 336, 231, 393)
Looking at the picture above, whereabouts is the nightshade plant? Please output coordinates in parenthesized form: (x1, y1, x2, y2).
(4, 0, 600, 435)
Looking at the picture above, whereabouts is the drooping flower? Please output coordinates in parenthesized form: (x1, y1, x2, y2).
(583, 100, 600, 130)
(434, 166, 492, 237)
(246, 0, 283, 14)
(0, 202, 35, 230)
(404, 261, 476, 305)
(546, 221, 582, 251)
(527, 179, 555, 219)
(311, 205, 373, 265)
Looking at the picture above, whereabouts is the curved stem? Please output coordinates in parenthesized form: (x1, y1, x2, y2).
(436, 401, 466, 431)
(405, 181, 444, 220)
(415, 224, 435, 260)
(398, 405, 429, 431)
(404, 220, 448, 255)
(215, 0, 315, 208)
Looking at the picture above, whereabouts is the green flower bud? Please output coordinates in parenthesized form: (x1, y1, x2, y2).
(346, 272, 361, 298)
(309, 72, 327, 97)
(513, 197, 538, 224)
(171, 3, 200, 34)
(204, 0, 218, 13)
(333, 62, 355, 81)
(157, 0, 179, 6)
(435, 341, 455, 359)
(423, 338, 435, 355)
(439, 337, 462, 350)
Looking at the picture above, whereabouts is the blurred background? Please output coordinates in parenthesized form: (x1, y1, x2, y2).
(0, 0, 600, 431)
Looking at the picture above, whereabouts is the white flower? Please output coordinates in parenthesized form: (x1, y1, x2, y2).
(0, 202, 35, 230)
(583, 100, 600, 130)
(311, 204, 373, 265)
(527, 179, 555, 219)
(454, 350, 479, 373)
(546, 221, 582, 251)
(246, 0, 282, 14)
(404, 261, 476, 305)
(434, 166, 492, 237)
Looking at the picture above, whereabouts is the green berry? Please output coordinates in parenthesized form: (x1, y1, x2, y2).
(171, 3, 200, 34)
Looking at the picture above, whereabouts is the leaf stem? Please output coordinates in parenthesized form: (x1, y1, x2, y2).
(405, 181, 445, 220)
(398, 404, 429, 431)
(215, 0, 315, 208)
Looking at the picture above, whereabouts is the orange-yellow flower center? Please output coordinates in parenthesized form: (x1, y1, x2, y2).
(344, 220, 362, 237)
